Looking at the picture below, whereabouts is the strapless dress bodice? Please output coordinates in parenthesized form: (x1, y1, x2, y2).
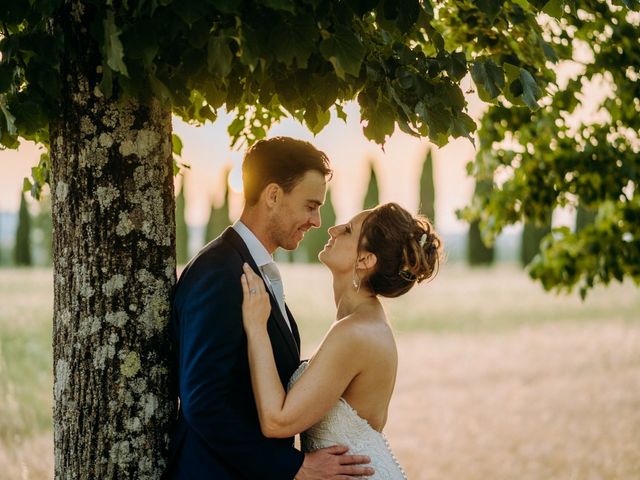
(288, 361, 407, 479)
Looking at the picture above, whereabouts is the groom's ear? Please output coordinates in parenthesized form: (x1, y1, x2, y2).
(357, 252, 377, 272)
(262, 183, 281, 208)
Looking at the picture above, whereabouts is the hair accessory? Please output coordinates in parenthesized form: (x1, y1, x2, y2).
(419, 233, 428, 248)
(398, 269, 417, 282)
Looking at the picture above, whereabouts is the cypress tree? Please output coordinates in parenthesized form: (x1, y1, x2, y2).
(14, 192, 33, 266)
(299, 188, 337, 263)
(176, 180, 189, 265)
(520, 216, 552, 267)
(35, 193, 53, 266)
(205, 172, 231, 243)
(363, 163, 380, 209)
(467, 180, 494, 266)
(419, 148, 436, 224)
(273, 248, 294, 263)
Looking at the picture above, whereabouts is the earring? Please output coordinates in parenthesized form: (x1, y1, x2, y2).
(352, 264, 361, 291)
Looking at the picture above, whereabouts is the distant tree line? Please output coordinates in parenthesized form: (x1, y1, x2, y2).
(7, 152, 594, 269)
(0, 191, 52, 267)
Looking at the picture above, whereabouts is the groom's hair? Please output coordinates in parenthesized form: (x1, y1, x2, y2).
(242, 137, 332, 206)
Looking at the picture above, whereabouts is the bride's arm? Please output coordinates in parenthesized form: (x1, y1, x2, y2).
(241, 264, 365, 439)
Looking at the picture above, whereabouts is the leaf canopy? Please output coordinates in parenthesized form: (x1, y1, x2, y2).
(459, 0, 640, 296)
(0, 0, 553, 150)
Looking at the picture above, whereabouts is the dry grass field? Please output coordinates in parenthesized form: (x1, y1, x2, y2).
(1, 264, 639, 479)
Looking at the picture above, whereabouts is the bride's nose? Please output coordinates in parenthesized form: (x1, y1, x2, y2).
(328, 225, 339, 238)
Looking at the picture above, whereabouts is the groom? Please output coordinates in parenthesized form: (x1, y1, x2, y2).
(164, 137, 373, 479)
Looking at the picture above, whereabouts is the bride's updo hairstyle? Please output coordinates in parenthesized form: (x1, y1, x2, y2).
(358, 203, 442, 298)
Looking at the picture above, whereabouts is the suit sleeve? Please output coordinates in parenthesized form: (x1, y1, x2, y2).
(176, 259, 304, 479)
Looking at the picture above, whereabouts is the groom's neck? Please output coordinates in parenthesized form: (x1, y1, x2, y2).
(239, 209, 277, 254)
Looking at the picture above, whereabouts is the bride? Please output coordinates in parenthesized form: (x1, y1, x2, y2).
(241, 202, 442, 479)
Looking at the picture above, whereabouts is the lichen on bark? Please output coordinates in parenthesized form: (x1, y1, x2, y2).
(50, 2, 177, 478)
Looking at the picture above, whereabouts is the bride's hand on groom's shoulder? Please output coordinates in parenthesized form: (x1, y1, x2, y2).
(241, 263, 271, 334)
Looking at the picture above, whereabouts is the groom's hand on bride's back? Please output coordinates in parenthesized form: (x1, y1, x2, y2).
(295, 445, 374, 479)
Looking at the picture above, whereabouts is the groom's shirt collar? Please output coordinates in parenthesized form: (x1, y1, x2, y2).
(232, 220, 273, 267)
(232, 220, 293, 332)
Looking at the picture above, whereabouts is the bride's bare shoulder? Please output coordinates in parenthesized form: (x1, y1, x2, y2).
(327, 307, 395, 353)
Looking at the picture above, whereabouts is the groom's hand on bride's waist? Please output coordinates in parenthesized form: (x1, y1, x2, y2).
(295, 445, 374, 479)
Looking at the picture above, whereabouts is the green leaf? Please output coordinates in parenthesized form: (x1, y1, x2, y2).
(0, 96, 17, 136)
(423, 105, 452, 147)
(424, 23, 444, 53)
(304, 104, 331, 134)
(149, 75, 172, 105)
(471, 59, 505, 101)
(542, 0, 564, 19)
(476, 0, 504, 19)
(520, 68, 542, 111)
(228, 116, 245, 138)
(451, 112, 477, 141)
(121, 22, 159, 66)
(440, 81, 466, 111)
(209, 0, 240, 14)
(260, 0, 296, 12)
(0, 63, 14, 92)
(351, 0, 380, 16)
(22, 177, 32, 193)
(320, 25, 365, 79)
(269, 14, 317, 68)
(359, 89, 395, 144)
(175, 0, 210, 25)
(104, 10, 129, 77)
(396, 67, 416, 89)
(540, 39, 559, 63)
(503, 62, 521, 82)
(172, 133, 183, 156)
(207, 35, 233, 78)
(238, 22, 261, 71)
(421, 1, 435, 18)
(376, 0, 420, 33)
(620, 0, 639, 8)
(446, 52, 467, 81)
(363, 105, 395, 144)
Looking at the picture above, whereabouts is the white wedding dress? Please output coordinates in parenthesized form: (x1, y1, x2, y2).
(288, 361, 407, 479)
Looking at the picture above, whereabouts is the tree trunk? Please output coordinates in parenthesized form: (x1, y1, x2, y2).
(520, 217, 552, 267)
(467, 180, 494, 266)
(50, 3, 176, 478)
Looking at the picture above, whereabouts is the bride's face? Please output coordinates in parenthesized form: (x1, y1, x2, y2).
(319, 210, 371, 273)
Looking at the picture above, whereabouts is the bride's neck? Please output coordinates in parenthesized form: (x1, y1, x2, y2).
(333, 276, 376, 319)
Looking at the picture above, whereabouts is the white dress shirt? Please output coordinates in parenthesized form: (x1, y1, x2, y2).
(232, 221, 292, 331)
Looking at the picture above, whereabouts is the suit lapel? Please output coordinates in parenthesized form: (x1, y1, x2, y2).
(223, 227, 300, 363)
(285, 304, 301, 351)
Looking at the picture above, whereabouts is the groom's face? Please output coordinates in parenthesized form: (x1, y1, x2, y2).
(269, 170, 327, 250)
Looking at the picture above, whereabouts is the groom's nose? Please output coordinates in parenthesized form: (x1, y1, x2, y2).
(309, 209, 321, 228)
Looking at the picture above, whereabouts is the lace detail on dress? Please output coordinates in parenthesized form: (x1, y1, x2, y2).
(288, 361, 407, 479)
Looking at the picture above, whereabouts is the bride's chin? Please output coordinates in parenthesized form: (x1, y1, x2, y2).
(318, 250, 331, 265)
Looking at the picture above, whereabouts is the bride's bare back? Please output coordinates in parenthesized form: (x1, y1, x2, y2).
(331, 303, 398, 432)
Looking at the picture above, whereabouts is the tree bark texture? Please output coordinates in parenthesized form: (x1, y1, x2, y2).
(50, 3, 176, 478)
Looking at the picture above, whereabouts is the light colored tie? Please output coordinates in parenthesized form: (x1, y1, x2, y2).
(260, 262, 291, 331)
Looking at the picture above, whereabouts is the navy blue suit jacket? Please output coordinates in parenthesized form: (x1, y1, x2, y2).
(164, 227, 305, 479)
